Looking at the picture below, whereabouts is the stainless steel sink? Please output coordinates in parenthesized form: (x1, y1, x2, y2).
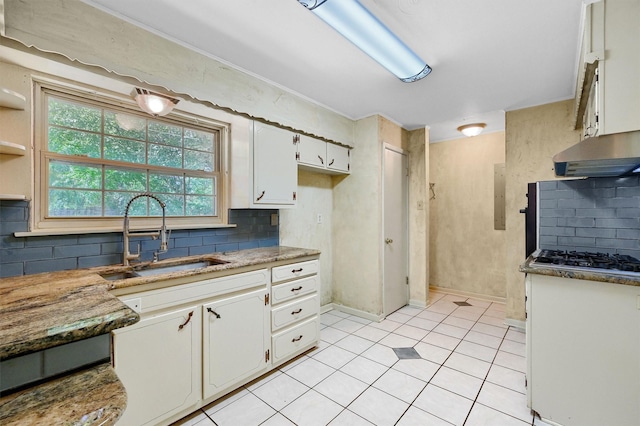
(100, 271, 140, 281)
(134, 260, 220, 277)
(100, 258, 228, 280)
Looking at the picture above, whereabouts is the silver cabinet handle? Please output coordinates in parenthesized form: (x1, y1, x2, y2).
(385, 238, 393, 244)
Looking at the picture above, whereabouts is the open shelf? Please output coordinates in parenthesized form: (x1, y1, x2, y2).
(0, 88, 26, 110)
(0, 194, 26, 200)
(0, 140, 26, 156)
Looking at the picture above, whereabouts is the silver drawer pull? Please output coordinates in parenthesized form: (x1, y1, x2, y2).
(291, 286, 303, 292)
(291, 308, 302, 315)
(292, 335, 303, 342)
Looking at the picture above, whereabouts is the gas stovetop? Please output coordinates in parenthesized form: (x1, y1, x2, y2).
(532, 249, 640, 277)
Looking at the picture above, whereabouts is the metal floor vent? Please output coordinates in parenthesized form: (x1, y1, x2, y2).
(393, 347, 421, 360)
(453, 301, 472, 306)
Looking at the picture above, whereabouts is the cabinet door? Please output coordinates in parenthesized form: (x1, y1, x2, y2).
(582, 68, 599, 138)
(112, 306, 201, 426)
(253, 122, 297, 206)
(203, 287, 270, 400)
(297, 135, 326, 169)
(326, 144, 351, 173)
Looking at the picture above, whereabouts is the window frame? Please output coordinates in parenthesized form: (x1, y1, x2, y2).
(33, 80, 229, 233)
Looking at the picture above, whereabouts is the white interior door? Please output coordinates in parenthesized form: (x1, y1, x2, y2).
(383, 145, 408, 316)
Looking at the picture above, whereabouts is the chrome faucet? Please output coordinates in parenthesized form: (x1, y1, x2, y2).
(123, 192, 169, 266)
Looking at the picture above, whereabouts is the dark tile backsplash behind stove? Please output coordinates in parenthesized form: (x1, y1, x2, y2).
(0, 201, 278, 278)
(538, 175, 640, 259)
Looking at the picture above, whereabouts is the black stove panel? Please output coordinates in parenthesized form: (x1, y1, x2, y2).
(533, 250, 640, 273)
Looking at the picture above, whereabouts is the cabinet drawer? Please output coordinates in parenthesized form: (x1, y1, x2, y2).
(271, 275, 318, 305)
(272, 260, 319, 284)
(271, 295, 318, 332)
(272, 317, 320, 364)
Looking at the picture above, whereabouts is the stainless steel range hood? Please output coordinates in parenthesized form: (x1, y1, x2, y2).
(553, 130, 640, 177)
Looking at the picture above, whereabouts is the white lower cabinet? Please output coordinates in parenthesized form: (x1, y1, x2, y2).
(203, 288, 269, 400)
(112, 306, 201, 426)
(112, 258, 320, 426)
(272, 317, 320, 364)
(526, 273, 640, 426)
(270, 259, 321, 367)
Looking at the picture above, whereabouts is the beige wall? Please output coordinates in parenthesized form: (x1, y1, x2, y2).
(332, 116, 383, 315)
(332, 116, 430, 316)
(504, 100, 580, 320)
(279, 171, 334, 306)
(379, 116, 408, 151)
(408, 128, 429, 307)
(429, 131, 507, 298)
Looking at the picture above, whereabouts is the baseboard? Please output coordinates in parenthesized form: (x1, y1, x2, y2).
(429, 285, 506, 304)
(409, 299, 427, 309)
(504, 318, 525, 331)
(320, 303, 334, 314)
(329, 303, 384, 322)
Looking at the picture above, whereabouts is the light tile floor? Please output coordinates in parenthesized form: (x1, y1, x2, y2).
(173, 291, 547, 426)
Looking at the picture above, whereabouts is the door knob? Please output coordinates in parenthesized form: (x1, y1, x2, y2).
(385, 238, 393, 244)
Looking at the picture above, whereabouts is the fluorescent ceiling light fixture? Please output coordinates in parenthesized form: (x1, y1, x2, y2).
(457, 123, 486, 137)
(298, 0, 432, 82)
(135, 88, 179, 116)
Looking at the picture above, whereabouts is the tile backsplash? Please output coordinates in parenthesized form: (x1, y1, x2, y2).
(538, 175, 640, 258)
(0, 201, 278, 278)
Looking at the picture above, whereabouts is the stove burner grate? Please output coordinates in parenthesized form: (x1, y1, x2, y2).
(534, 250, 640, 273)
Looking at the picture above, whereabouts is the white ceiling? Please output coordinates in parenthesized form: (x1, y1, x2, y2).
(82, 0, 585, 142)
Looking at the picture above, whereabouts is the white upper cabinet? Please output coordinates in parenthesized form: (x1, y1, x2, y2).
(253, 122, 298, 207)
(230, 119, 351, 209)
(296, 134, 351, 175)
(297, 134, 326, 169)
(326, 143, 350, 173)
(575, 0, 640, 136)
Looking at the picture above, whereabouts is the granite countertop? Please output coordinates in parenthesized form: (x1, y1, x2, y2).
(0, 246, 319, 425)
(0, 270, 139, 361)
(100, 245, 321, 291)
(520, 255, 640, 287)
(0, 246, 320, 360)
(0, 362, 126, 426)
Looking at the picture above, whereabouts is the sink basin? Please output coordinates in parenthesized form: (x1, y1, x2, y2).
(100, 271, 140, 281)
(134, 261, 209, 277)
(133, 259, 228, 277)
(100, 259, 228, 280)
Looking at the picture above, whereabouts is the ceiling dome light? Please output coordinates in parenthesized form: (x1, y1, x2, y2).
(298, 0, 432, 82)
(457, 123, 486, 137)
(135, 88, 179, 117)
